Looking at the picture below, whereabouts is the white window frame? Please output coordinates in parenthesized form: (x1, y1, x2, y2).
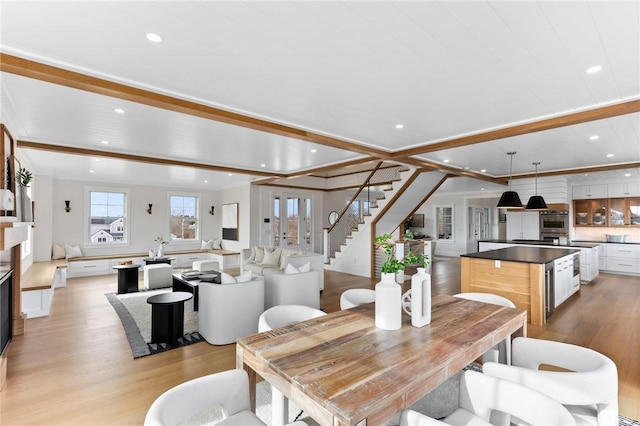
(84, 186, 131, 247)
(167, 192, 200, 245)
(435, 205, 455, 242)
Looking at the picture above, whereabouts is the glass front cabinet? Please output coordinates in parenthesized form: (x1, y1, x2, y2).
(575, 198, 640, 227)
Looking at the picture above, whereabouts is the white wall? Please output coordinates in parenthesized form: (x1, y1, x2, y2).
(34, 178, 222, 260)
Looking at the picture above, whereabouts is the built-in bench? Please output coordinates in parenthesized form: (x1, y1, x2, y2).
(20, 249, 241, 318)
(21, 259, 67, 318)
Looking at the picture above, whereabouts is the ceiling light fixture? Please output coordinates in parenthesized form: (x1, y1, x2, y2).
(114, 108, 125, 114)
(497, 152, 523, 208)
(395, 124, 404, 129)
(586, 65, 602, 74)
(606, 153, 614, 158)
(146, 32, 163, 43)
(589, 135, 599, 140)
(480, 169, 486, 173)
(310, 149, 317, 153)
(443, 159, 450, 163)
(525, 162, 548, 211)
(625, 173, 631, 177)
(100, 140, 109, 145)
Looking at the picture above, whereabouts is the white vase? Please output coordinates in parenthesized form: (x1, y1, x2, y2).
(402, 267, 432, 328)
(375, 272, 402, 330)
(157, 245, 164, 258)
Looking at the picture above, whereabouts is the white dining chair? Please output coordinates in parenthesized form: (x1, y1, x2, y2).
(339, 288, 375, 310)
(399, 370, 576, 426)
(144, 369, 307, 426)
(258, 305, 326, 426)
(453, 292, 516, 364)
(483, 337, 618, 426)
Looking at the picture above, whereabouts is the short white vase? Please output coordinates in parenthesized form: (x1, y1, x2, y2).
(375, 272, 402, 330)
(157, 245, 165, 258)
(402, 267, 432, 328)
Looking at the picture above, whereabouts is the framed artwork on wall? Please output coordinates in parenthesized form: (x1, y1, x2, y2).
(222, 203, 239, 241)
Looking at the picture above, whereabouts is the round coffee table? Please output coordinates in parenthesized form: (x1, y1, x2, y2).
(146, 292, 193, 343)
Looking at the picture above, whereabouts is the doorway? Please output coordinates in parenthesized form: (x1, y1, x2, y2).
(467, 206, 490, 253)
(273, 194, 312, 251)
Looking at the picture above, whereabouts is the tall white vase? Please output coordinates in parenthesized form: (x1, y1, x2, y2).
(408, 267, 432, 327)
(157, 245, 165, 258)
(375, 272, 402, 330)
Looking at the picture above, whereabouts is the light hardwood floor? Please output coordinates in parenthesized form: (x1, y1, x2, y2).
(1, 259, 638, 424)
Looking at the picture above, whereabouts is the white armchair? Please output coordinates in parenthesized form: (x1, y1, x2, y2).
(264, 270, 320, 309)
(483, 337, 618, 425)
(399, 370, 575, 426)
(340, 288, 375, 310)
(144, 369, 307, 426)
(198, 278, 264, 345)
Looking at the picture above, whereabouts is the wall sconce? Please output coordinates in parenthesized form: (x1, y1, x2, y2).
(65, 200, 71, 212)
(209, 206, 215, 215)
(147, 203, 153, 214)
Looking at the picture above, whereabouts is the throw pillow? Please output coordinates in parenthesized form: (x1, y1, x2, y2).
(261, 248, 281, 266)
(212, 238, 222, 250)
(236, 271, 253, 283)
(298, 262, 311, 273)
(284, 263, 300, 274)
(220, 272, 236, 284)
(254, 246, 265, 263)
(52, 243, 65, 260)
(201, 239, 214, 250)
(64, 244, 83, 259)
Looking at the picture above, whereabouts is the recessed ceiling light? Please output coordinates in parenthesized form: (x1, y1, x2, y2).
(464, 166, 470, 170)
(606, 153, 614, 158)
(311, 149, 317, 153)
(586, 65, 602, 74)
(480, 169, 486, 173)
(624, 173, 631, 177)
(228, 173, 233, 176)
(89, 170, 95, 173)
(260, 163, 266, 167)
(589, 135, 599, 140)
(443, 159, 450, 163)
(204, 180, 209, 183)
(481, 187, 485, 191)
(100, 140, 109, 145)
(146, 33, 163, 43)
(395, 124, 404, 129)
(114, 108, 125, 114)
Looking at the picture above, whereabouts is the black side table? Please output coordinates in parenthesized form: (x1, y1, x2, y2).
(146, 292, 193, 343)
(113, 264, 141, 294)
(142, 256, 176, 265)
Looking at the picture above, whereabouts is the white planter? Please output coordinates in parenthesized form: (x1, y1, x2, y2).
(375, 272, 402, 330)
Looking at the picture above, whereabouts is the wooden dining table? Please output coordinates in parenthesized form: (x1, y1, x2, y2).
(236, 294, 527, 426)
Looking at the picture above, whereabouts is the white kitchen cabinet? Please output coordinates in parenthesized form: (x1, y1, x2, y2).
(607, 182, 640, 198)
(554, 254, 577, 307)
(478, 242, 512, 252)
(506, 212, 539, 240)
(602, 243, 640, 275)
(572, 184, 607, 199)
(578, 246, 599, 283)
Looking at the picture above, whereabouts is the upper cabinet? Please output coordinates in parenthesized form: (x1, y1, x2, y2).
(574, 197, 640, 227)
(572, 184, 607, 199)
(607, 182, 640, 198)
(574, 199, 607, 227)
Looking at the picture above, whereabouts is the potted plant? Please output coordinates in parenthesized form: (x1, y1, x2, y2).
(16, 167, 33, 221)
(374, 233, 428, 275)
(17, 168, 32, 187)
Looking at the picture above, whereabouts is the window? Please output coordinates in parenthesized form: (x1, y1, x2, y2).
(88, 189, 128, 245)
(170, 194, 198, 241)
(435, 205, 454, 240)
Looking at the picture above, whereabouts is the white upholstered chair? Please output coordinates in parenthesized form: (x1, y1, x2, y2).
(340, 288, 375, 310)
(263, 270, 320, 309)
(144, 369, 307, 426)
(453, 292, 516, 364)
(143, 263, 173, 290)
(258, 305, 326, 426)
(198, 278, 264, 345)
(483, 337, 618, 426)
(399, 370, 576, 426)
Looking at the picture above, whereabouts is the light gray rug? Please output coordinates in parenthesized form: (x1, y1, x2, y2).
(106, 288, 202, 358)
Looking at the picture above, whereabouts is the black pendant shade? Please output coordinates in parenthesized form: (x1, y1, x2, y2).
(525, 195, 548, 210)
(497, 190, 523, 208)
(497, 152, 523, 208)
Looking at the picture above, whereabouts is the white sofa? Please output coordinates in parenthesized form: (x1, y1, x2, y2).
(240, 246, 324, 291)
(264, 270, 321, 309)
(198, 278, 265, 345)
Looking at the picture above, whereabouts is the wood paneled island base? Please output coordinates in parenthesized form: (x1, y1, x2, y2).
(236, 295, 527, 426)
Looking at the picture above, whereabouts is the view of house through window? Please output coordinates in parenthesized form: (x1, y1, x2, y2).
(436, 205, 454, 240)
(89, 191, 127, 244)
(170, 195, 198, 240)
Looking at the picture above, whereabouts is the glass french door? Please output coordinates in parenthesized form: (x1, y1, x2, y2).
(273, 194, 312, 251)
(467, 206, 490, 253)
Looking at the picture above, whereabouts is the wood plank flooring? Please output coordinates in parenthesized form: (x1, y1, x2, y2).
(1, 258, 638, 424)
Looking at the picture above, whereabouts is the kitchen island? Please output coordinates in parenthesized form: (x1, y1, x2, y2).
(461, 246, 580, 326)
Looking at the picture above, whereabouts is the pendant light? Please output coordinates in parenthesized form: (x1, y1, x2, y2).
(497, 152, 523, 208)
(525, 161, 548, 210)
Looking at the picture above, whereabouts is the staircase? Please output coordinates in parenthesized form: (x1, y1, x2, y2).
(324, 167, 447, 278)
